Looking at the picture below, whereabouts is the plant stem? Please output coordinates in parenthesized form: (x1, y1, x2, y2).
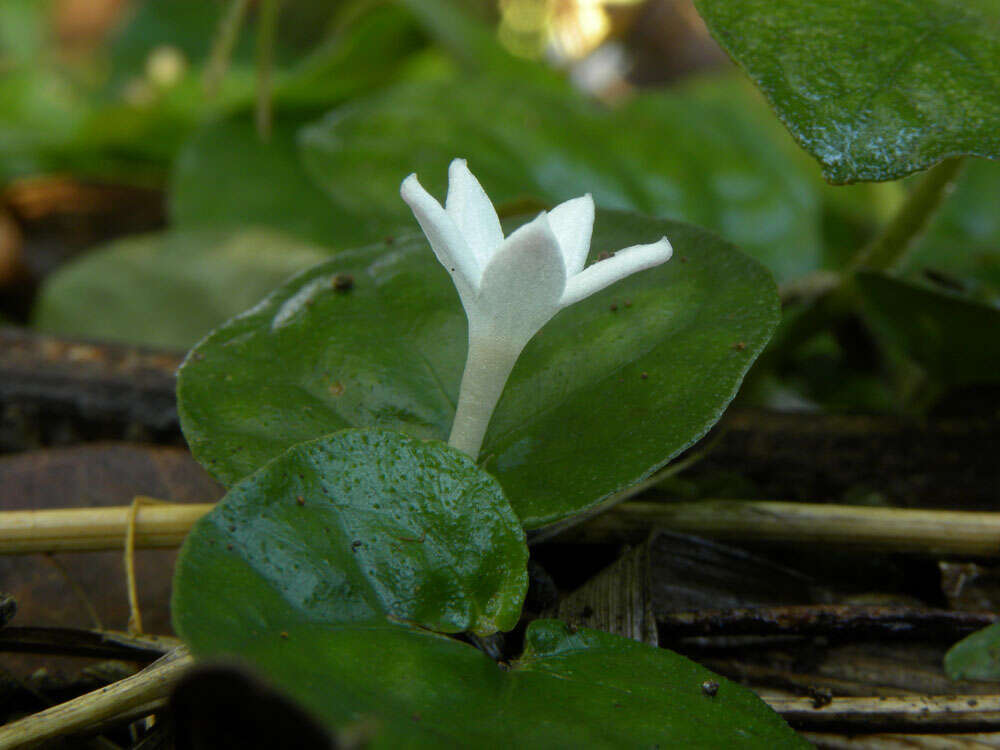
(255, 0, 279, 140)
(448, 335, 521, 459)
(204, 0, 251, 97)
(767, 158, 966, 363)
(850, 157, 965, 272)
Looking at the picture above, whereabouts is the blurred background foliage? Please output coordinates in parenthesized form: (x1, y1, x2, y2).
(2, 0, 998, 416)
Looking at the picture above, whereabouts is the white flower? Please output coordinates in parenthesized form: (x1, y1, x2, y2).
(401, 159, 672, 353)
(400, 158, 672, 458)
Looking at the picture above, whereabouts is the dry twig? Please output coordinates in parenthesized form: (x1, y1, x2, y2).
(0, 646, 191, 749)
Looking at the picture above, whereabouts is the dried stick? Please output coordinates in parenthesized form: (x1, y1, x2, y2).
(0, 502, 214, 554)
(559, 500, 1000, 555)
(5, 501, 1000, 556)
(0, 646, 191, 749)
(658, 604, 999, 641)
(769, 694, 1000, 733)
(802, 732, 1000, 748)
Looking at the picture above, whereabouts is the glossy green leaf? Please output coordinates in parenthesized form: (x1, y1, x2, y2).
(855, 270, 1000, 386)
(694, 0, 1000, 183)
(177, 209, 779, 527)
(173, 428, 527, 636)
(945, 623, 1000, 681)
(300, 76, 826, 283)
(173, 429, 800, 745)
(178, 619, 805, 748)
(33, 228, 329, 350)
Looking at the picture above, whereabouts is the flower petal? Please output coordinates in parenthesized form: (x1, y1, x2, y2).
(559, 237, 672, 308)
(401, 173, 480, 303)
(547, 194, 594, 277)
(473, 213, 567, 350)
(445, 158, 504, 268)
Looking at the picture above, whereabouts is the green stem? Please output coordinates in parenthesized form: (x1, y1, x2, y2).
(767, 158, 966, 364)
(850, 157, 965, 272)
(255, 0, 280, 140)
(204, 0, 251, 98)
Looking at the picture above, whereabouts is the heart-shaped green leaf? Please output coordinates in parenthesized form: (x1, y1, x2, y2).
(33, 228, 332, 350)
(855, 270, 1000, 386)
(177, 209, 779, 528)
(173, 428, 527, 636)
(694, 0, 1000, 183)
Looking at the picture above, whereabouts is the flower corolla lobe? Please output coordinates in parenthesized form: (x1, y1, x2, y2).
(400, 158, 672, 354)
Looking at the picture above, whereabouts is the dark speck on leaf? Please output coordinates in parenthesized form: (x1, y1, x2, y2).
(280, 631, 289, 640)
(610, 303, 618, 312)
(701, 680, 719, 697)
(229, 525, 236, 532)
(733, 341, 747, 351)
(296, 495, 305, 506)
(624, 300, 632, 308)
(597, 252, 611, 261)
(333, 274, 354, 292)
(641, 372, 649, 380)
(411, 713, 421, 722)
(351, 540, 363, 552)
(680, 256, 688, 263)
(226, 544, 233, 551)
(385, 236, 395, 245)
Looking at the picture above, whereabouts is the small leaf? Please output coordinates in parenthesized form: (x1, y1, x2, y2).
(694, 0, 1000, 182)
(172, 428, 527, 636)
(177, 209, 779, 527)
(33, 228, 330, 350)
(856, 270, 1000, 386)
(945, 623, 1000, 681)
